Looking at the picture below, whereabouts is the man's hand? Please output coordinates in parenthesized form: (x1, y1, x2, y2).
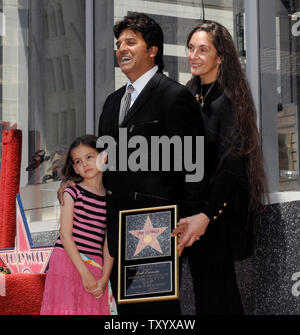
(57, 180, 76, 205)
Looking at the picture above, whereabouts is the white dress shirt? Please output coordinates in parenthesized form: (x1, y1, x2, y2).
(126, 65, 159, 107)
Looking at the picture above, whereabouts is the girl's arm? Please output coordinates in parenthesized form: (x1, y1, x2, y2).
(101, 233, 114, 285)
(93, 233, 114, 298)
(59, 192, 98, 293)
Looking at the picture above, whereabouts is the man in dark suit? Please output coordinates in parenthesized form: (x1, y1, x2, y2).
(98, 12, 204, 315)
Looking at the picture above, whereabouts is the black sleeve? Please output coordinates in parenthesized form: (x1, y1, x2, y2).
(201, 101, 246, 221)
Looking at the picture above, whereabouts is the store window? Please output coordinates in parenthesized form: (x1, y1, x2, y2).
(258, 0, 300, 193)
(28, 0, 86, 186)
(0, 0, 86, 243)
(276, 1, 300, 191)
(0, 0, 86, 185)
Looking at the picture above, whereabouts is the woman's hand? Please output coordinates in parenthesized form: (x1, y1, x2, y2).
(57, 179, 76, 205)
(171, 213, 210, 256)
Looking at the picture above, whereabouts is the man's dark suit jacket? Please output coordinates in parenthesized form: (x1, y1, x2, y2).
(98, 72, 204, 260)
(98, 72, 204, 315)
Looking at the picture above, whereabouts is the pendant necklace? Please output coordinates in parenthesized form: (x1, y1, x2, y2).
(195, 80, 216, 108)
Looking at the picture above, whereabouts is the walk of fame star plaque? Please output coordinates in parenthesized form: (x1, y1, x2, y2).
(117, 205, 179, 304)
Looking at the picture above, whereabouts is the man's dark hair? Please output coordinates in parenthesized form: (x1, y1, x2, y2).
(113, 12, 164, 71)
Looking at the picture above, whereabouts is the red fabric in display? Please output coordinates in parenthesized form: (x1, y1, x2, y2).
(0, 130, 46, 315)
(0, 129, 22, 249)
(0, 274, 46, 315)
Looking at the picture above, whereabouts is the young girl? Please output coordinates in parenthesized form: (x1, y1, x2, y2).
(40, 135, 116, 315)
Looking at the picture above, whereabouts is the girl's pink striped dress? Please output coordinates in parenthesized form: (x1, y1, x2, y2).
(40, 184, 112, 315)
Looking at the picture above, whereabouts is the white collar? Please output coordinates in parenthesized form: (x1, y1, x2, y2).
(127, 65, 158, 95)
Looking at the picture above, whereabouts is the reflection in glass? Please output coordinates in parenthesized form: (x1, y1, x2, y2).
(28, 0, 86, 185)
(276, 1, 300, 191)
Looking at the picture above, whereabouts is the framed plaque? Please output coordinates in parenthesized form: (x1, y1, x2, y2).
(118, 205, 179, 304)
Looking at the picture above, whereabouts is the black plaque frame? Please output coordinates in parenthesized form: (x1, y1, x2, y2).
(118, 205, 179, 304)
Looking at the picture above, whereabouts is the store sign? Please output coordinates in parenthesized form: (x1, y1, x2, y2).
(291, 12, 300, 37)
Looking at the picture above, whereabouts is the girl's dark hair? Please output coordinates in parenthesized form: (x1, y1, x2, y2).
(62, 135, 99, 183)
(113, 12, 164, 71)
(186, 20, 269, 218)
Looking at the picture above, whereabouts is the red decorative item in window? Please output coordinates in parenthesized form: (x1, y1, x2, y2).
(0, 129, 22, 251)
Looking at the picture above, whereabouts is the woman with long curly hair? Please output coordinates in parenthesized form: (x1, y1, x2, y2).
(172, 21, 268, 315)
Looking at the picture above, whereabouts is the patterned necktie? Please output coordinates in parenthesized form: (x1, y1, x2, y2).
(119, 84, 134, 125)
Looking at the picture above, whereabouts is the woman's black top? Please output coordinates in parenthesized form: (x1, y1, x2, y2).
(187, 76, 252, 261)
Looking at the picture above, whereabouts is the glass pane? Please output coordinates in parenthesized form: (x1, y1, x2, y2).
(0, 0, 86, 243)
(112, 0, 245, 89)
(0, 0, 18, 171)
(276, 0, 300, 191)
(28, 0, 86, 186)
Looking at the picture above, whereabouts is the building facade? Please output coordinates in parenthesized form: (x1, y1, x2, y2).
(0, 0, 299, 314)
